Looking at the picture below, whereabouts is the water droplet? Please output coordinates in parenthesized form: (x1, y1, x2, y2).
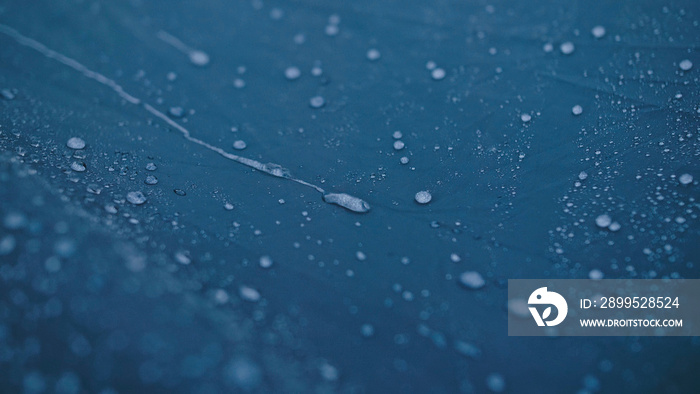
(145, 162, 157, 171)
(393, 140, 405, 150)
(126, 191, 147, 205)
(66, 137, 85, 150)
(366, 48, 381, 61)
(4, 211, 27, 229)
(679, 59, 693, 71)
(431, 68, 446, 80)
(589, 269, 604, 280)
(486, 373, 506, 393)
(224, 357, 261, 390)
(325, 24, 339, 36)
(224, 202, 234, 211)
(459, 271, 485, 289)
(1, 88, 15, 100)
(174, 251, 191, 265)
(679, 173, 693, 185)
(284, 66, 301, 80)
(608, 222, 621, 232)
(319, 362, 339, 381)
(414, 191, 432, 204)
(560, 41, 575, 55)
(578, 171, 588, 180)
(356, 251, 367, 261)
(450, 253, 461, 263)
(0, 235, 16, 256)
(239, 286, 261, 302)
(168, 106, 185, 118)
(392, 131, 403, 139)
(520, 113, 532, 123)
(400, 156, 409, 164)
(595, 214, 612, 228)
(189, 50, 210, 67)
(572, 105, 583, 115)
(361, 324, 375, 337)
(233, 140, 247, 150)
(309, 96, 326, 108)
(144, 175, 158, 185)
(591, 25, 606, 39)
(173, 189, 187, 196)
(233, 78, 246, 89)
(259, 255, 273, 268)
(70, 162, 86, 172)
(322, 193, 371, 213)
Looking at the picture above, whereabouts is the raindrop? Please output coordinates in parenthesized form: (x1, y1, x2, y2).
(145, 162, 157, 171)
(679, 59, 693, 71)
(323, 193, 371, 213)
(392, 131, 403, 139)
(366, 48, 381, 61)
(174, 189, 187, 196)
(589, 269, 604, 280)
(233, 140, 247, 150)
(560, 41, 575, 55)
(70, 162, 86, 172)
(174, 251, 191, 265)
(309, 96, 326, 108)
(1, 88, 15, 100)
(459, 271, 485, 289)
(578, 171, 588, 180)
(239, 286, 261, 302)
(168, 106, 185, 118)
(431, 68, 446, 80)
(400, 156, 409, 165)
(486, 373, 506, 393)
(572, 105, 583, 115)
(224, 203, 234, 211)
(520, 113, 531, 123)
(189, 50, 210, 66)
(284, 66, 301, 80)
(608, 222, 621, 232)
(595, 214, 612, 228)
(356, 251, 367, 261)
(66, 137, 85, 150)
(679, 173, 693, 185)
(415, 191, 432, 204)
(224, 357, 261, 390)
(144, 175, 158, 185)
(324, 24, 339, 36)
(259, 255, 273, 268)
(126, 191, 147, 205)
(393, 140, 405, 150)
(591, 26, 606, 39)
(0, 235, 16, 256)
(357, 324, 375, 339)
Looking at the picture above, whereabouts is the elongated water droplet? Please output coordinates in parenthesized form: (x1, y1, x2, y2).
(323, 193, 371, 213)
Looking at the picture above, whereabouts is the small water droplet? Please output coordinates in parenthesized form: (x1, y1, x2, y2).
(66, 137, 85, 150)
(309, 96, 326, 108)
(173, 189, 187, 196)
(591, 26, 606, 39)
(146, 162, 157, 171)
(284, 66, 301, 80)
(189, 50, 210, 67)
(366, 48, 381, 61)
(431, 68, 446, 80)
(459, 271, 485, 289)
(70, 162, 86, 172)
(126, 191, 147, 205)
(679, 173, 693, 185)
(560, 41, 575, 55)
(572, 105, 583, 115)
(679, 59, 693, 71)
(595, 214, 612, 228)
(415, 191, 432, 204)
(145, 175, 158, 185)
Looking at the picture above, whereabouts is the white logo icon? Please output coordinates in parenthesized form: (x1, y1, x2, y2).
(528, 287, 568, 326)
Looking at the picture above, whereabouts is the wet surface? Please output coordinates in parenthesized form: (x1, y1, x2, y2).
(1, 0, 699, 392)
